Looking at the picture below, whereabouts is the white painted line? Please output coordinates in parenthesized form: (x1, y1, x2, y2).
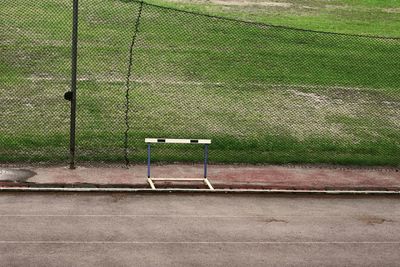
(151, 178, 206, 181)
(145, 138, 211, 144)
(0, 214, 399, 218)
(0, 241, 399, 244)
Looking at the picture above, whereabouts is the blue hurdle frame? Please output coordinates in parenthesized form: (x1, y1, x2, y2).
(146, 142, 209, 179)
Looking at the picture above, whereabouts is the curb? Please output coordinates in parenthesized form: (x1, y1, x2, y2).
(0, 186, 399, 195)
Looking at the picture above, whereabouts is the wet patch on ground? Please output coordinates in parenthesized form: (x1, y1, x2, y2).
(0, 169, 37, 182)
(260, 218, 288, 224)
(356, 215, 395, 226)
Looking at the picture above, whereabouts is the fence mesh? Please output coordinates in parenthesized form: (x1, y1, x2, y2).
(1, 0, 400, 167)
(1, 0, 72, 164)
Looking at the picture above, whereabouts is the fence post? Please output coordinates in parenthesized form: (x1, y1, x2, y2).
(69, 0, 79, 169)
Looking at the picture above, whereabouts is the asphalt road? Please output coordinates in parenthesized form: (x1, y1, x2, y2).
(0, 193, 399, 266)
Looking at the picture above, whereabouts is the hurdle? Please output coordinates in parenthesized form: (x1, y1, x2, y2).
(145, 138, 214, 190)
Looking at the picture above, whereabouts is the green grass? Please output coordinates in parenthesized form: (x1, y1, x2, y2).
(144, 0, 400, 37)
(1, 0, 399, 166)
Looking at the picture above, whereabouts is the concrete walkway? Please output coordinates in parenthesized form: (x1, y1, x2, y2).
(1, 164, 399, 191)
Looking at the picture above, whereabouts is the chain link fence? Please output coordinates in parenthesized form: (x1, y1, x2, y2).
(1, 0, 72, 164)
(1, 0, 400, 167)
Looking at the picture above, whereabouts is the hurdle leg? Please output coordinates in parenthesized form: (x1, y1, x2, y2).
(147, 178, 156, 190)
(204, 144, 208, 178)
(203, 144, 214, 190)
(147, 144, 151, 178)
(204, 178, 214, 190)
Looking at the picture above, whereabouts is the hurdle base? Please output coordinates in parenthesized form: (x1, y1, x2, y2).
(147, 178, 214, 190)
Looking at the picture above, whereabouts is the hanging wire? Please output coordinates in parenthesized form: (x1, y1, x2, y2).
(124, 1, 144, 168)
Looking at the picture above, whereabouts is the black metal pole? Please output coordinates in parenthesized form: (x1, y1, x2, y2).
(69, 0, 79, 169)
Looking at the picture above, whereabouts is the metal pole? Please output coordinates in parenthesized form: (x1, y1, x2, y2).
(147, 144, 151, 178)
(69, 0, 79, 169)
(204, 144, 209, 178)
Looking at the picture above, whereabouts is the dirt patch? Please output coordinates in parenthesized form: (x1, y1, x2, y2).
(110, 193, 128, 202)
(325, 4, 352, 11)
(383, 8, 400, 14)
(262, 218, 288, 224)
(210, 0, 292, 7)
(166, 0, 292, 8)
(357, 215, 395, 226)
(301, 5, 318, 10)
(290, 89, 329, 104)
(28, 74, 125, 83)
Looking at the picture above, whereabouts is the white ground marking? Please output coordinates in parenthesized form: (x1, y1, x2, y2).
(0, 241, 399, 244)
(0, 214, 399, 218)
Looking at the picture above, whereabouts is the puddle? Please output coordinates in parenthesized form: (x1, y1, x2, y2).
(0, 169, 37, 182)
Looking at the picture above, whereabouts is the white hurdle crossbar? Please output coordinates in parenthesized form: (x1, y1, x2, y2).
(145, 138, 214, 190)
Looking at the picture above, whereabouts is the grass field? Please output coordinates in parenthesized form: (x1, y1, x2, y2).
(145, 0, 400, 37)
(1, 0, 400, 166)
